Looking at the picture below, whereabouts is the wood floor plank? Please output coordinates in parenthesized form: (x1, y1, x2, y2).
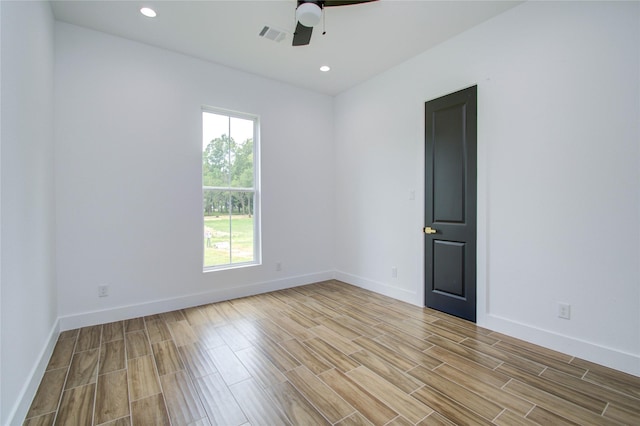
(130, 394, 170, 426)
(285, 366, 355, 424)
(425, 345, 512, 388)
(145, 319, 172, 344)
(167, 320, 198, 347)
(374, 334, 442, 370)
(124, 317, 145, 333)
(334, 412, 374, 426)
(159, 309, 186, 323)
(373, 323, 433, 351)
(255, 318, 294, 342)
(458, 335, 546, 375)
(268, 313, 316, 340)
(26, 368, 67, 418)
(192, 323, 225, 349)
(102, 322, 124, 343)
(75, 325, 102, 352)
(58, 329, 79, 341)
(541, 367, 640, 414)
(182, 306, 209, 326)
(216, 324, 253, 351)
(54, 384, 95, 426)
(229, 378, 291, 425)
(199, 304, 228, 326)
(178, 342, 218, 379)
(433, 363, 534, 416)
(310, 325, 361, 355)
(349, 350, 423, 394)
(525, 405, 582, 426)
(47, 338, 76, 371)
(160, 370, 206, 425)
(254, 335, 302, 372)
(497, 363, 608, 414)
(416, 411, 457, 426)
(235, 346, 287, 388)
(353, 336, 416, 372)
(125, 330, 150, 360)
(208, 344, 252, 385)
(319, 368, 398, 425)
(411, 384, 494, 426)
(504, 379, 621, 425)
(493, 409, 540, 426)
(603, 403, 640, 425)
(152, 339, 184, 376)
(408, 365, 503, 420)
(194, 373, 247, 426)
(491, 331, 575, 363)
(99, 339, 125, 375)
(303, 337, 361, 373)
(426, 335, 502, 370)
(127, 355, 161, 401)
(432, 319, 500, 345)
(65, 349, 99, 389)
(495, 340, 587, 377)
(571, 357, 640, 390)
(283, 310, 321, 329)
(279, 338, 332, 375)
(95, 370, 129, 424)
(583, 368, 640, 400)
(347, 365, 434, 423)
(100, 417, 131, 426)
(266, 380, 331, 425)
(23, 412, 56, 426)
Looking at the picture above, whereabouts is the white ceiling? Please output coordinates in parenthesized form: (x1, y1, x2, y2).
(51, 0, 522, 96)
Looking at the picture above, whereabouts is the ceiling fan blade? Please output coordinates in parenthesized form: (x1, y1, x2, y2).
(292, 21, 313, 46)
(324, 0, 377, 7)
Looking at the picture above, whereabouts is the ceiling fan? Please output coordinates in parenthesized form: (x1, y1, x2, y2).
(292, 0, 378, 46)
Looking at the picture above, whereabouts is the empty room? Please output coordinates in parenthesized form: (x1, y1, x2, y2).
(2, 0, 639, 425)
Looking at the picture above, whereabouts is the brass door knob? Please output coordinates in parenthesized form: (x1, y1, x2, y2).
(423, 227, 437, 234)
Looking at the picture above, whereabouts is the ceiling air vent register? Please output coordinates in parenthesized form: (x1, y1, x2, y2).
(259, 26, 287, 43)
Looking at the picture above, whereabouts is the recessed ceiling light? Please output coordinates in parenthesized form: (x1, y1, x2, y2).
(140, 7, 157, 18)
(320, 65, 331, 72)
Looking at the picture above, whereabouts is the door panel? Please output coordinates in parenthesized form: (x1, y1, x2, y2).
(425, 86, 477, 322)
(433, 241, 465, 297)
(433, 106, 465, 223)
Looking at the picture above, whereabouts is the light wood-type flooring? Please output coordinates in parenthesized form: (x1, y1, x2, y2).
(24, 280, 640, 425)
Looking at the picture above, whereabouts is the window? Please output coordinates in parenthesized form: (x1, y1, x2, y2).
(202, 108, 260, 270)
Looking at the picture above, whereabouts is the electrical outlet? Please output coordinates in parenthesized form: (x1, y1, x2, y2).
(98, 285, 109, 298)
(558, 302, 570, 319)
(391, 267, 398, 278)
(276, 262, 282, 272)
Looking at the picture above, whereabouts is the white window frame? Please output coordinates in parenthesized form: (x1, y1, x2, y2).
(202, 106, 261, 271)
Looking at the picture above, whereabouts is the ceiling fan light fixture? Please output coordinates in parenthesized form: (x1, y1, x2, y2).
(140, 7, 156, 18)
(296, 3, 322, 27)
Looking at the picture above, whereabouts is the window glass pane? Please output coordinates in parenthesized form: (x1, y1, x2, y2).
(230, 191, 254, 263)
(204, 190, 231, 267)
(229, 116, 254, 188)
(203, 112, 231, 187)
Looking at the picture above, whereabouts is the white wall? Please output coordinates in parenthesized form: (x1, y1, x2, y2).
(55, 23, 335, 327)
(334, 1, 640, 375)
(0, 1, 57, 424)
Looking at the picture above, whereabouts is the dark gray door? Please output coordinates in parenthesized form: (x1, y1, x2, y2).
(424, 86, 477, 322)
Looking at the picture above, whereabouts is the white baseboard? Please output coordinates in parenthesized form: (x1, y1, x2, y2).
(334, 271, 420, 306)
(483, 314, 640, 377)
(7, 319, 60, 426)
(58, 271, 335, 331)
